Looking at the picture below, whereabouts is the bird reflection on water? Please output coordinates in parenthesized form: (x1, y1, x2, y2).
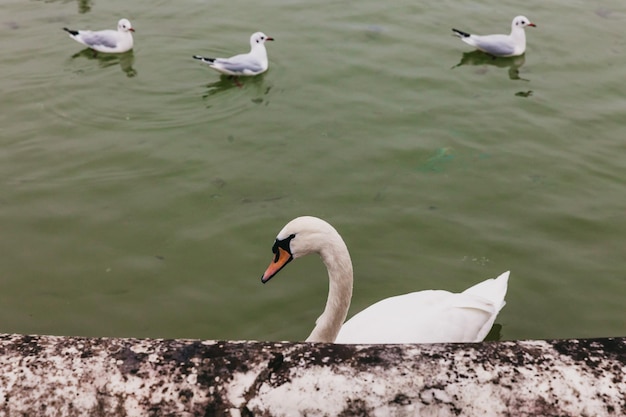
(201, 74, 271, 99)
(70, 48, 137, 78)
(452, 50, 528, 81)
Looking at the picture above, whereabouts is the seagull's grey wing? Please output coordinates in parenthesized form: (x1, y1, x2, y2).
(214, 57, 263, 74)
(472, 35, 515, 56)
(80, 30, 118, 48)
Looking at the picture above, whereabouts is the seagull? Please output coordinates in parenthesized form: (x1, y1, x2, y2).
(63, 19, 135, 54)
(193, 32, 274, 77)
(452, 16, 536, 57)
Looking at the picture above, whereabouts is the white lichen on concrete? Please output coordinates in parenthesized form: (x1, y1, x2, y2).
(0, 334, 623, 416)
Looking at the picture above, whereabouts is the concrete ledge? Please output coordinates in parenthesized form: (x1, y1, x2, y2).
(0, 333, 624, 416)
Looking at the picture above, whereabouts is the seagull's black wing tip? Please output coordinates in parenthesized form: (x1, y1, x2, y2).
(193, 55, 215, 63)
(452, 28, 471, 38)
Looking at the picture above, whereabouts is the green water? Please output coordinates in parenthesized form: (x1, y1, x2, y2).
(0, 0, 624, 342)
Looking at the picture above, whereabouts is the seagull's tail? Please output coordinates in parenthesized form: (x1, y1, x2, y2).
(192, 55, 216, 64)
(63, 27, 79, 36)
(452, 28, 471, 38)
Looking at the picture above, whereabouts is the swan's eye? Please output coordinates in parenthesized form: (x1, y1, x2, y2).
(271, 234, 296, 262)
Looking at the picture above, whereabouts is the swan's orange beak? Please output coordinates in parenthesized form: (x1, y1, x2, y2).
(262, 246, 292, 283)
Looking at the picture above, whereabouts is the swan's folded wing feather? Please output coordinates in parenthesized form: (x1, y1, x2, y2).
(335, 290, 501, 344)
(462, 270, 509, 311)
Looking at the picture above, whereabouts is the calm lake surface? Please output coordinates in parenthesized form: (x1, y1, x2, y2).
(1, 0, 624, 342)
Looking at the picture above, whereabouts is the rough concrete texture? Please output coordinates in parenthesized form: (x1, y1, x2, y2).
(0, 334, 623, 416)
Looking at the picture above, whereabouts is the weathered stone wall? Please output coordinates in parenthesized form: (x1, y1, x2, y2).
(0, 334, 624, 416)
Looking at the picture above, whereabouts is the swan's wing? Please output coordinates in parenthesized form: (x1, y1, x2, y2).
(335, 276, 509, 344)
(462, 270, 509, 310)
(458, 271, 510, 341)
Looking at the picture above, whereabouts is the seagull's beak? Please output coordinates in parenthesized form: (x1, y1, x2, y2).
(528, 23, 536, 27)
(129, 27, 135, 32)
(261, 246, 292, 283)
(266, 37, 275, 41)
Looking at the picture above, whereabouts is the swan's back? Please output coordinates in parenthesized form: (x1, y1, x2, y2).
(335, 271, 509, 344)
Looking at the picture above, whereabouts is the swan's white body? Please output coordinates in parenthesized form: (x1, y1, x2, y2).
(63, 19, 134, 54)
(193, 32, 273, 76)
(262, 216, 509, 344)
(452, 15, 535, 57)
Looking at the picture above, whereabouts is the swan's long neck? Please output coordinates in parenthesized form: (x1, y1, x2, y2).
(305, 236, 353, 343)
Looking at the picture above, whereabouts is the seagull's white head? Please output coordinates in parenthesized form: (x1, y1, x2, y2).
(250, 31, 274, 48)
(118, 18, 135, 33)
(512, 16, 536, 30)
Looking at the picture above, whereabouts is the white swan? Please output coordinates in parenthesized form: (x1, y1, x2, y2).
(261, 216, 509, 344)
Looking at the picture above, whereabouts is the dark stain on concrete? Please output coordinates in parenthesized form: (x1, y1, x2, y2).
(0, 335, 624, 416)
